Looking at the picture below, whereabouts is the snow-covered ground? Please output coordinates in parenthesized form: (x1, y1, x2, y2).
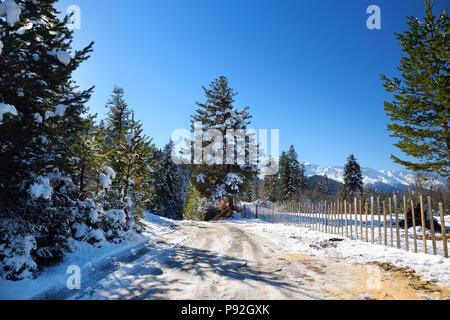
(250, 208, 450, 258)
(233, 214, 450, 286)
(1, 212, 448, 300)
(0, 212, 178, 300)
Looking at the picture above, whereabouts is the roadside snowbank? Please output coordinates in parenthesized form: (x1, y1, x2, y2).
(0, 212, 176, 300)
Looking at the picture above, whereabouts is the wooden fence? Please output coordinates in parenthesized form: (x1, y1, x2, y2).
(241, 195, 449, 259)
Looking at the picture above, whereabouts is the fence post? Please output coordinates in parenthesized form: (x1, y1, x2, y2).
(312, 203, 315, 230)
(383, 200, 387, 246)
(371, 197, 375, 244)
(272, 203, 275, 224)
(427, 196, 437, 255)
(359, 199, 363, 242)
(353, 198, 357, 240)
(393, 195, 401, 249)
(349, 203, 353, 240)
(331, 202, 334, 234)
(331, 202, 336, 234)
(365, 202, 369, 242)
(388, 198, 393, 247)
(411, 200, 417, 253)
(377, 197, 381, 245)
(318, 202, 322, 232)
(298, 202, 301, 227)
(438, 202, 448, 258)
(419, 195, 427, 254)
(337, 200, 340, 235)
(344, 200, 348, 238)
(334, 201, 337, 235)
(255, 203, 258, 219)
(403, 196, 409, 252)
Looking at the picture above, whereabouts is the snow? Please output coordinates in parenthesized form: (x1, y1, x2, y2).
(29, 176, 53, 200)
(100, 167, 116, 190)
(99, 174, 112, 190)
(44, 110, 55, 120)
(73, 223, 89, 239)
(0, 212, 177, 300)
(54, 104, 68, 117)
(1, 208, 448, 300)
(0, 0, 21, 27)
(196, 173, 205, 183)
(105, 209, 126, 224)
(89, 208, 98, 224)
(44, 105, 68, 120)
(304, 163, 445, 189)
(104, 166, 116, 180)
(225, 173, 243, 191)
(0, 103, 18, 123)
(50, 50, 72, 66)
(89, 229, 105, 242)
(236, 210, 450, 286)
(33, 113, 43, 124)
(39, 135, 48, 144)
(2, 235, 37, 280)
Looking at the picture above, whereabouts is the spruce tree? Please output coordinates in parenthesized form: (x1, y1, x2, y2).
(0, 0, 93, 207)
(105, 86, 132, 141)
(381, 0, 449, 176)
(343, 154, 363, 198)
(319, 175, 331, 200)
(190, 76, 258, 211)
(0, 0, 94, 279)
(102, 106, 156, 222)
(278, 145, 302, 200)
(153, 140, 187, 219)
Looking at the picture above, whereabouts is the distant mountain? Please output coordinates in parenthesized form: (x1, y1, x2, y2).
(303, 163, 445, 193)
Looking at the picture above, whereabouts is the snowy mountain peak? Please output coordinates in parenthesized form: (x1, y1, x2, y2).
(303, 163, 445, 189)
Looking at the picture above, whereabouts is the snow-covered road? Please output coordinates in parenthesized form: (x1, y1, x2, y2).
(76, 217, 449, 300)
(2, 213, 448, 300)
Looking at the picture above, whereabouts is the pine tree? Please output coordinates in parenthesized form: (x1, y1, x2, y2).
(343, 154, 363, 199)
(0, 0, 94, 279)
(190, 76, 258, 211)
(381, 0, 449, 176)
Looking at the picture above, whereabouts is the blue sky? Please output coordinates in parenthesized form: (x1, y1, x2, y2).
(55, 0, 447, 171)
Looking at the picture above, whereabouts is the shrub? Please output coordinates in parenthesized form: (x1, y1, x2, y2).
(183, 184, 217, 221)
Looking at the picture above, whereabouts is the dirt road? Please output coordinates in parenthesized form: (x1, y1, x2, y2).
(79, 220, 449, 300)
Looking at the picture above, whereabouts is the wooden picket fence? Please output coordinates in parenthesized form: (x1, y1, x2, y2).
(241, 195, 449, 259)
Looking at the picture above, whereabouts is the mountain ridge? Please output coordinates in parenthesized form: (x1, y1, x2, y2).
(303, 163, 445, 192)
